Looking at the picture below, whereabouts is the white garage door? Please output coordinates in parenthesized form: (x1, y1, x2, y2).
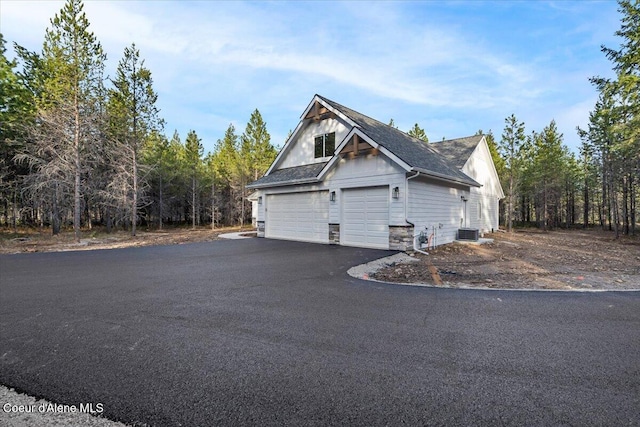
(266, 191, 329, 243)
(341, 186, 389, 249)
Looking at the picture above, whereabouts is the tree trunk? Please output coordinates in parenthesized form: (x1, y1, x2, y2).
(583, 177, 589, 228)
(159, 174, 163, 230)
(52, 182, 60, 235)
(623, 175, 629, 235)
(192, 176, 196, 229)
(131, 148, 138, 236)
(507, 173, 513, 232)
(106, 206, 112, 234)
(12, 185, 18, 233)
(211, 181, 215, 230)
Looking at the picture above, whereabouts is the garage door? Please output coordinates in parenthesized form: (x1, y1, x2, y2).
(266, 191, 329, 243)
(341, 186, 389, 249)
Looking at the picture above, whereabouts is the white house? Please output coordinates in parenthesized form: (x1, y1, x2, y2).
(247, 95, 504, 250)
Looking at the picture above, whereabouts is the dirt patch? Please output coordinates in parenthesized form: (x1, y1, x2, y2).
(372, 229, 640, 290)
(0, 226, 253, 254)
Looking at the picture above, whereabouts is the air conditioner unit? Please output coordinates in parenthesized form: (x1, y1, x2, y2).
(458, 228, 479, 241)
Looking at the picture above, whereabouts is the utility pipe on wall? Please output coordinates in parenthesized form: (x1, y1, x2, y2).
(405, 171, 429, 254)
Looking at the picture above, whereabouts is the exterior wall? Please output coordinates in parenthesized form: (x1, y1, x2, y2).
(279, 118, 351, 169)
(389, 225, 413, 250)
(467, 189, 500, 234)
(407, 177, 469, 246)
(461, 140, 503, 233)
(329, 223, 340, 244)
(324, 153, 407, 227)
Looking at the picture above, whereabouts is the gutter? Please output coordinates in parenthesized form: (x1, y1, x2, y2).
(405, 171, 429, 255)
(411, 167, 481, 188)
(246, 177, 320, 190)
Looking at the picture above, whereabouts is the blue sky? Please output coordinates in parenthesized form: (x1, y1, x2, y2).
(1, 0, 621, 155)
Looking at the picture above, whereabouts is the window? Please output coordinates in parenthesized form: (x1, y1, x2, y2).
(314, 132, 335, 158)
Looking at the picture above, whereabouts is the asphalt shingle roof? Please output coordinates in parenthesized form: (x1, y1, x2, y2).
(317, 95, 479, 186)
(247, 162, 327, 188)
(248, 95, 482, 188)
(430, 135, 483, 170)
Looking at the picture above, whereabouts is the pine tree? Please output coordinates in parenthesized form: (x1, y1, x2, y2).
(499, 114, 526, 232)
(586, 0, 639, 236)
(0, 35, 34, 228)
(16, 0, 106, 238)
(107, 43, 162, 236)
(407, 123, 429, 142)
(184, 130, 203, 228)
(211, 124, 240, 225)
(239, 109, 276, 227)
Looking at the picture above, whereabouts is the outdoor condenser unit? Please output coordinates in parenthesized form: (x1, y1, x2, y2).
(458, 228, 479, 241)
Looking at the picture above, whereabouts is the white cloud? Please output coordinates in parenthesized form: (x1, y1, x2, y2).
(0, 0, 619, 154)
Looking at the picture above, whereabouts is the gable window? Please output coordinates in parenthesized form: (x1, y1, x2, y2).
(314, 132, 335, 158)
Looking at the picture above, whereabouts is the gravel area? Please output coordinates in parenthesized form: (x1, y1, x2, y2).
(0, 386, 129, 427)
(367, 229, 640, 291)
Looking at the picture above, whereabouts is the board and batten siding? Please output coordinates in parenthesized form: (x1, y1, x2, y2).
(324, 153, 406, 226)
(407, 177, 469, 246)
(279, 118, 351, 169)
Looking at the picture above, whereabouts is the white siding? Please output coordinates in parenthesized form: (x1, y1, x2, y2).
(279, 118, 350, 169)
(324, 153, 406, 226)
(461, 139, 503, 232)
(407, 178, 469, 246)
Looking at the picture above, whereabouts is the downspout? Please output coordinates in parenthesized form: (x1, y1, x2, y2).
(405, 171, 428, 255)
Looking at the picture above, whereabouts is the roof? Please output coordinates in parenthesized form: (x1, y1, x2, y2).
(430, 135, 483, 170)
(247, 162, 327, 188)
(248, 94, 482, 189)
(316, 95, 480, 187)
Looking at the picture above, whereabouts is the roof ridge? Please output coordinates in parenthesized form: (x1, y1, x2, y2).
(316, 94, 436, 149)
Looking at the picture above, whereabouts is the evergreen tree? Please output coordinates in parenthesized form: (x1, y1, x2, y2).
(584, 0, 639, 236)
(107, 43, 162, 236)
(0, 34, 34, 228)
(499, 114, 526, 232)
(16, 0, 106, 238)
(239, 109, 276, 226)
(184, 130, 203, 228)
(407, 123, 429, 142)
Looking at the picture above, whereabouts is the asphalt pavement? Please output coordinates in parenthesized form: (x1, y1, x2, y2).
(1, 238, 639, 426)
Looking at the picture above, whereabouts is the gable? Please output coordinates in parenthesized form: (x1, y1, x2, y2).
(462, 138, 505, 198)
(251, 94, 483, 190)
(278, 117, 351, 169)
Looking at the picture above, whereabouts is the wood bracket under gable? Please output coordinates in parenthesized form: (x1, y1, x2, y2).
(304, 101, 336, 122)
(339, 133, 378, 157)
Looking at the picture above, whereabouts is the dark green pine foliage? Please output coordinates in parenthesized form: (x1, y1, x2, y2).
(16, 0, 106, 238)
(107, 43, 162, 236)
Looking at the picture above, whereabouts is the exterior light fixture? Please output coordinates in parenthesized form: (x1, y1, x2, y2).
(258, 196, 262, 205)
(392, 187, 400, 199)
(330, 191, 336, 202)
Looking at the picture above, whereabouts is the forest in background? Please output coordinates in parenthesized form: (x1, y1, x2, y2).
(0, 0, 638, 239)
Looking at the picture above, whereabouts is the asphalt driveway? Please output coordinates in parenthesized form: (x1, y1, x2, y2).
(1, 239, 639, 426)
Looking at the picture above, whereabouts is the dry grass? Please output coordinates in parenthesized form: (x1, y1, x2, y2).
(0, 225, 254, 254)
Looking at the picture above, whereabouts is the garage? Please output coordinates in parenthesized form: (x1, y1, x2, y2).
(266, 191, 329, 243)
(341, 186, 389, 249)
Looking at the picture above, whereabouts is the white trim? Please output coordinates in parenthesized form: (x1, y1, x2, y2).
(479, 136, 505, 199)
(411, 167, 481, 188)
(246, 177, 319, 189)
(265, 120, 307, 175)
(301, 95, 358, 128)
(318, 128, 412, 181)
